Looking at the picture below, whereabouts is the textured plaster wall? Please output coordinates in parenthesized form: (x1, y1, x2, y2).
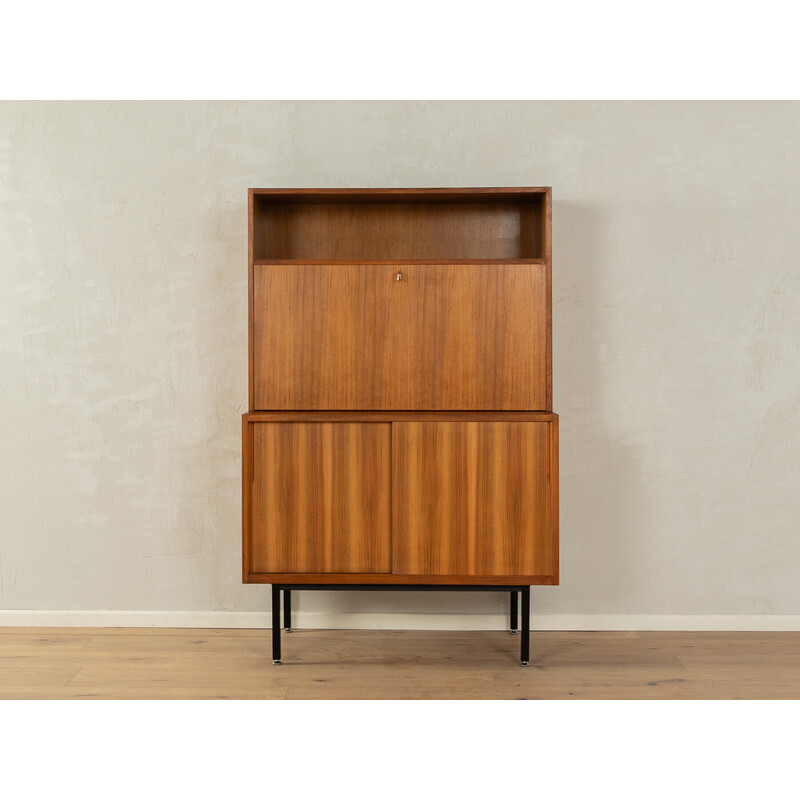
(1, 101, 799, 620)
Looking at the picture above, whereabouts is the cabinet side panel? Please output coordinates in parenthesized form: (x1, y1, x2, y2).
(248, 191, 255, 410)
(550, 415, 559, 583)
(242, 415, 252, 580)
(249, 423, 391, 573)
(545, 187, 552, 409)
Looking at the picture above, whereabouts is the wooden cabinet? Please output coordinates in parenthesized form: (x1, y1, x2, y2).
(243, 188, 558, 659)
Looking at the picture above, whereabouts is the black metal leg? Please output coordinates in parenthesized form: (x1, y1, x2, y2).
(521, 586, 530, 666)
(284, 589, 292, 632)
(271, 584, 281, 664)
(510, 590, 518, 634)
(266, 584, 533, 666)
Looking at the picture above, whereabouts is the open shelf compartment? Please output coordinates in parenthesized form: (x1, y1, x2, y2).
(250, 188, 550, 261)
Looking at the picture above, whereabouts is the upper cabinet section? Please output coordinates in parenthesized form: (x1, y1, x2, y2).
(249, 188, 551, 262)
(248, 188, 553, 411)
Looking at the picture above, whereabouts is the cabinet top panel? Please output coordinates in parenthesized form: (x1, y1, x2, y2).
(249, 187, 550, 203)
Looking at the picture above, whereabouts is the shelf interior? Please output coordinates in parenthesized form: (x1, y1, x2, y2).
(251, 195, 547, 261)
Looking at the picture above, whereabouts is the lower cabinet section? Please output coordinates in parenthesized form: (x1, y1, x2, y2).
(243, 413, 558, 585)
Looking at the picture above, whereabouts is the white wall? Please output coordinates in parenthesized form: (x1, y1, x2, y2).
(1, 101, 799, 628)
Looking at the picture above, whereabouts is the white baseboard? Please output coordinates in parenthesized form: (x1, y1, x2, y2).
(0, 610, 799, 631)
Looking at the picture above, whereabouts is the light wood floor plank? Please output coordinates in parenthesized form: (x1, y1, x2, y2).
(1, 628, 799, 699)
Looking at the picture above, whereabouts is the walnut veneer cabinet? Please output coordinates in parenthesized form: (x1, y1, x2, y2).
(242, 188, 558, 665)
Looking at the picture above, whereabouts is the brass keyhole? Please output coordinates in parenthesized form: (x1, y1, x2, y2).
(396, 271, 403, 282)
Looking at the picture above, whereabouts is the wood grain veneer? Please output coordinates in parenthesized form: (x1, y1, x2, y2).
(392, 422, 552, 576)
(253, 262, 547, 410)
(248, 423, 391, 574)
(254, 203, 542, 261)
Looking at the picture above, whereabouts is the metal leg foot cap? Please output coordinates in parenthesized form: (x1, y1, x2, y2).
(511, 629, 518, 635)
(284, 628, 292, 633)
(272, 660, 282, 665)
(521, 661, 529, 667)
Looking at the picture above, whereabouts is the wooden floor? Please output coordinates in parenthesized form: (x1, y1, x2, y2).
(1, 627, 798, 699)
